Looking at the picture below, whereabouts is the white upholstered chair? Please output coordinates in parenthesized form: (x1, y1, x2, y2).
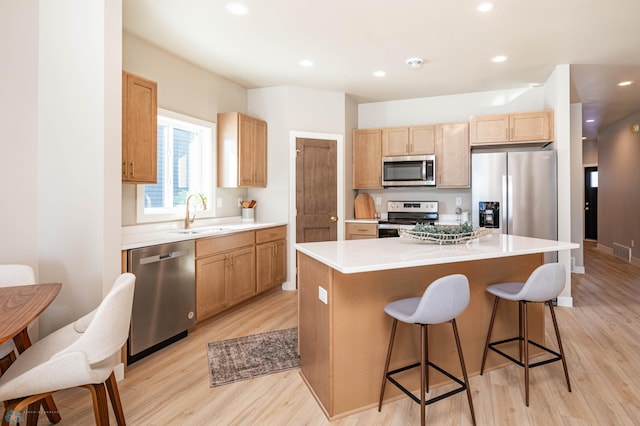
(0, 273, 136, 425)
(0, 265, 37, 370)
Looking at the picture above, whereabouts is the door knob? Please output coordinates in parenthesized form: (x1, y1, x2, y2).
(330, 216, 338, 222)
(585, 207, 589, 211)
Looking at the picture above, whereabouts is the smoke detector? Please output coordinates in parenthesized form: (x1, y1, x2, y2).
(406, 57, 424, 69)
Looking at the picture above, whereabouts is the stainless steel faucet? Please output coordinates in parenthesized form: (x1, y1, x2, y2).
(184, 193, 207, 229)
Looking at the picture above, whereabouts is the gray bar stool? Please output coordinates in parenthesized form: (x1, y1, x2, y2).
(378, 274, 475, 426)
(480, 263, 571, 406)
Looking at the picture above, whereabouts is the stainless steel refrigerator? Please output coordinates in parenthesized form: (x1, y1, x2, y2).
(472, 150, 557, 246)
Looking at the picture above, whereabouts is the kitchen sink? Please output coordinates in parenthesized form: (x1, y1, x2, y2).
(170, 225, 236, 235)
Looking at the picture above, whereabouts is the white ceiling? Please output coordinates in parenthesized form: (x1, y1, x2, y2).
(123, 0, 640, 141)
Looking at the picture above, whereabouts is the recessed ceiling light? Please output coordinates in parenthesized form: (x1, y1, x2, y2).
(585, 119, 595, 123)
(225, 2, 250, 16)
(477, 2, 494, 12)
(298, 59, 314, 67)
(618, 80, 634, 87)
(406, 58, 424, 69)
(582, 137, 587, 140)
(372, 70, 386, 78)
(490, 55, 508, 63)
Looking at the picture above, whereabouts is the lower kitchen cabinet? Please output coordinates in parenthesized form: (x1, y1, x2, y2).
(256, 226, 287, 293)
(195, 231, 256, 321)
(195, 225, 287, 322)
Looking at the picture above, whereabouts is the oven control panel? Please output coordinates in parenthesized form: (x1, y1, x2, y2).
(387, 201, 438, 213)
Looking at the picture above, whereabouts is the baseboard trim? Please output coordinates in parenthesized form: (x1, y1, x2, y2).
(556, 296, 573, 308)
(572, 266, 585, 274)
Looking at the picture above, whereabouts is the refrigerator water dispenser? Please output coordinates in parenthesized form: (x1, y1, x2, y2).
(479, 201, 500, 228)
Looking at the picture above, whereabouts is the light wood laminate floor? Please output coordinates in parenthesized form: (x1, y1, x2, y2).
(37, 242, 640, 424)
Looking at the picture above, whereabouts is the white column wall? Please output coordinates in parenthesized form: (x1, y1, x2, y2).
(37, 0, 122, 334)
(544, 64, 573, 306)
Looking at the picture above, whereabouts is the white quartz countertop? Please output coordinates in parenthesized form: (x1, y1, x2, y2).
(122, 220, 288, 250)
(295, 234, 579, 274)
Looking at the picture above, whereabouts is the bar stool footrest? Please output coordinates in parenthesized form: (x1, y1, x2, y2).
(386, 361, 467, 406)
(488, 336, 563, 368)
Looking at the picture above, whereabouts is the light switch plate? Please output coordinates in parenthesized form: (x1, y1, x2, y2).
(375, 197, 382, 205)
(456, 197, 462, 206)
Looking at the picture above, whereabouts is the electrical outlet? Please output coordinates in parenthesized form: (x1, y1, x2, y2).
(456, 197, 462, 206)
(632, 240, 635, 248)
(217, 197, 223, 208)
(375, 197, 382, 205)
(237, 197, 243, 208)
(318, 286, 328, 304)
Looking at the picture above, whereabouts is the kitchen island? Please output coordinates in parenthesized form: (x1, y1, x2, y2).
(295, 234, 578, 419)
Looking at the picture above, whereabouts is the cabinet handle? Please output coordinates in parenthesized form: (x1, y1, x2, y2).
(224, 254, 229, 268)
(274, 243, 278, 257)
(130, 161, 135, 177)
(230, 254, 234, 268)
(122, 161, 127, 178)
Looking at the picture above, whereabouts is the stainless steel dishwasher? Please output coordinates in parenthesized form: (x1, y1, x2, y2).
(127, 240, 196, 363)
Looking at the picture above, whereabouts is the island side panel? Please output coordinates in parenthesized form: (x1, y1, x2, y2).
(330, 253, 544, 417)
(297, 252, 333, 416)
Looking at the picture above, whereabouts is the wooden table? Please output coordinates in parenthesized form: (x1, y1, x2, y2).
(0, 282, 62, 423)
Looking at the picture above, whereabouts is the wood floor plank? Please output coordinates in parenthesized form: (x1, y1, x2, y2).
(31, 242, 640, 425)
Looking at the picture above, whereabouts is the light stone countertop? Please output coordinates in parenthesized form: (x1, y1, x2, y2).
(122, 219, 288, 250)
(295, 233, 579, 274)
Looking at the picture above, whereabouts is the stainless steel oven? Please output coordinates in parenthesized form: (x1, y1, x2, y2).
(378, 201, 439, 238)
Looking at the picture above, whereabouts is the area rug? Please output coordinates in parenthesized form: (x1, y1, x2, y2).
(207, 328, 300, 387)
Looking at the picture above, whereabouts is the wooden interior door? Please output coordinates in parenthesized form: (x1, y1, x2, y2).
(296, 138, 337, 243)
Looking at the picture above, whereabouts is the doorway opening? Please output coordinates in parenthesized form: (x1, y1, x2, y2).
(584, 166, 598, 241)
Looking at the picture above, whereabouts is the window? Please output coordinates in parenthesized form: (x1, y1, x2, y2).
(590, 171, 598, 188)
(136, 109, 215, 223)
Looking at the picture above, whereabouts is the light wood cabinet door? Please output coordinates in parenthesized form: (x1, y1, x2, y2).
(256, 239, 286, 293)
(226, 246, 256, 306)
(345, 222, 378, 240)
(353, 129, 382, 189)
(382, 126, 435, 156)
(510, 111, 553, 142)
(435, 122, 470, 188)
(382, 127, 409, 156)
(409, 125, 436, 155)
(122, 71, 157, 183)
(469, 114, 509, 145)
(195, 254, 227, 320)
(218, 112, 267, 188)
(470, 110, 553, 146)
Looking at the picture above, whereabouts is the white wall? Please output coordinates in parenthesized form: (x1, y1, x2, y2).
(248, 86, 347, 289)
(359, 87, 546, 128)
(0, 0, 39, 270)
(122, 32, 250, 224)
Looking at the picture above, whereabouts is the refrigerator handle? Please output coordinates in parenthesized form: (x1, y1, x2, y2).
(507, 175, 514, 233)
(502, 175, 508, 232)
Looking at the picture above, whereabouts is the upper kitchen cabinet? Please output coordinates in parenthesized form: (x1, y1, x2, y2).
(469, 110, 554, 146)
(353, 129, 383, 189)
(122, 71, 157, 184)
(217, 112, 267, 188)
(435, 122, 470, 188)
(382, 125, 435, 156)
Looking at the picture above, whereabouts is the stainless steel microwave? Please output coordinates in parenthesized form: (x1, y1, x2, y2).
(382, 155, 436, 187)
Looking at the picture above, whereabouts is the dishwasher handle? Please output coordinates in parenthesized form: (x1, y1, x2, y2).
(139, 249, 190, 265)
